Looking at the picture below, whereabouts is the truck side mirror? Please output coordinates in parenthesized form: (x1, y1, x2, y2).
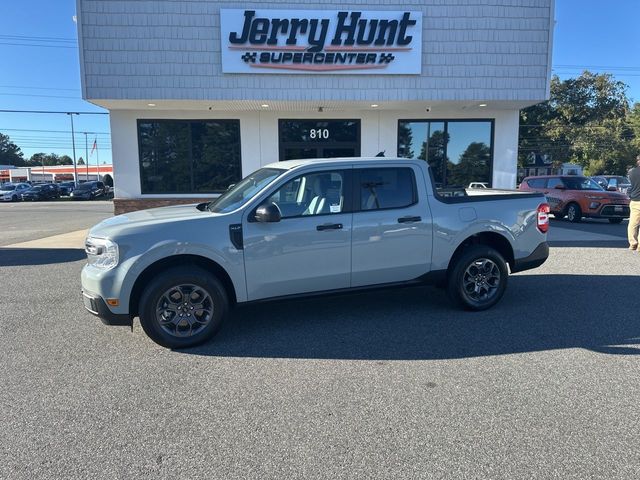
(254, 202, 282, 223)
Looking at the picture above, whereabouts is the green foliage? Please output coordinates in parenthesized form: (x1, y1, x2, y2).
(77, 157, 85, 165)
(26, 153, 75, 167)
(519, 71, 639, 175)
(0, 133, 25, 166)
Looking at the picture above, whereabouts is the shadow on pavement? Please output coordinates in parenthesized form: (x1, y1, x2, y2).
(549, 240, 628, 247)
(0, 248, 86, 266)
(549, 217, 629, 248)
(182, 274, 640, 360)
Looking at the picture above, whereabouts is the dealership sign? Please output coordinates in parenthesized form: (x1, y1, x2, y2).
(220, 9, 422, 74)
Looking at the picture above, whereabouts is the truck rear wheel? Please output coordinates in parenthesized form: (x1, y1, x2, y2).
(447, 245, 508, 311)
(138, 266, 228, 349)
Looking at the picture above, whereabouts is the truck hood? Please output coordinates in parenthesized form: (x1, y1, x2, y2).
(89, 203, 220, 238)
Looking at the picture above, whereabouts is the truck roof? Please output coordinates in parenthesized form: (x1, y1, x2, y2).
(264, 157, 413, 170)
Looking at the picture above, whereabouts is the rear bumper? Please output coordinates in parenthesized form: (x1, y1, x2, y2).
(511, 242, 549, 273)
(82, 290, 131, 326)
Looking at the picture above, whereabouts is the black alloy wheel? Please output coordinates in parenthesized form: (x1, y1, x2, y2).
(447, 245, 508, 311)
(139, 266, 229, 349)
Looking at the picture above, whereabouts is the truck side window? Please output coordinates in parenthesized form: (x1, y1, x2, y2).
(265, 171, 345, 218)
(358, 168, 416, 211)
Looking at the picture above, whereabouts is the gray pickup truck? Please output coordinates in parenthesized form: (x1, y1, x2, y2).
(81, 157, 550, 348)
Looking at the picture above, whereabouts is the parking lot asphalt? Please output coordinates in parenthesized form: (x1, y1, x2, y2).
(0, 205, 639, 479)
(0, 200, 113, 246)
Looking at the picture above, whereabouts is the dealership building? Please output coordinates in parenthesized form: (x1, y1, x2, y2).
(76, 0, 555, 213)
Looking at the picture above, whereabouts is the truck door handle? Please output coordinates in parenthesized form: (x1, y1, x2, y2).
(316, 223, 343, 231)
(397, 216, 422, 223)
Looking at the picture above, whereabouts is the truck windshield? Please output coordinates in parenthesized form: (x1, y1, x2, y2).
(208, 168, 284, 213)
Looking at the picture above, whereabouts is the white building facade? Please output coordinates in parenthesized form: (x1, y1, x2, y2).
(76, 0, 555, 213)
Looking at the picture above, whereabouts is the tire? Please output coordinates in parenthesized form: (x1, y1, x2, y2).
(566, 203, 582, 223)
(138, 266, 229, 349)
(608, 218, 624, 224)
(447, 245, 508, 311)
(11, 194, 18, 202)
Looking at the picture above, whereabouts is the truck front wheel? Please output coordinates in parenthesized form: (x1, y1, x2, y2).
(138, 266, 229, 349)
(447, 245, 508, 311)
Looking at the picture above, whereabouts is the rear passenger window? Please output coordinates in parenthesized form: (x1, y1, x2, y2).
(546, 178, 564, 189)
(358, 168, 416, 211)
(526, 178, 547, 189)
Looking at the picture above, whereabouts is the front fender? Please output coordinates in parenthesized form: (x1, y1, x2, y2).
(116, 240, 246, 313)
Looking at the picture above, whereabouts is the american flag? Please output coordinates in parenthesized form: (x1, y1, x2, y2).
(90, 138, 97, 156)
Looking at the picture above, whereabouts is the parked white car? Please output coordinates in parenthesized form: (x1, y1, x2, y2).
(468, 182, 489, 189)
(0, 183, 31, 202)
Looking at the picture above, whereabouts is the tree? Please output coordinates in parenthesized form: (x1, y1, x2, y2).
(0, 133, 25, 166)
(77, 157, 85, 165)
(27, 153, 75, 167)
(519, 71, 636, 175)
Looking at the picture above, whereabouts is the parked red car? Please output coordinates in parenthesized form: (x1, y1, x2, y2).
(519, 175, 630, 223)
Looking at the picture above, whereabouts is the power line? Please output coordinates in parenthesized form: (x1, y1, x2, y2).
(0, 34, 76, 42)
(0, 128, 110, 134)
(0, 109, 107, 115)
(0, 42, 76, 49)
(554, 64, 640, 71)
(0, 92, 80, 99)
(0, 85, 80, 92)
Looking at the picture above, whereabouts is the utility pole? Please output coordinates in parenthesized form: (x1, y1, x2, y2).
(67, 113, 79, 185)
(84, 132, 89, 181)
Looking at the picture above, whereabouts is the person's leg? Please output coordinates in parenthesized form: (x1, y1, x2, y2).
(628, 200, 640, 250)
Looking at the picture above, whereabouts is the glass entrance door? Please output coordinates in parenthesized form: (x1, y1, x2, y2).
(279, 119, 361, 161)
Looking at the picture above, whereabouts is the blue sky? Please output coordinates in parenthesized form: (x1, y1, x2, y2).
(1, 0, 639, 164)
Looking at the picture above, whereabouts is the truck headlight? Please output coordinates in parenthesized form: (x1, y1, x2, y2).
(85, 236, 119, 270)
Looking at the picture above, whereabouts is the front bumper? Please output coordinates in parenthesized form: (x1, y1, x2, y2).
(511, 242, 549, 273)
(593, 204, 630, 218)
(82, 290, 131, 326)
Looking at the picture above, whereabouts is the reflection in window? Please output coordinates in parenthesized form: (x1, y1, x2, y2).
(138, 120, 241, 194)
(398, 120, 493, 187)
(266, 171, 346, 218)
(359, 168, 415, 210)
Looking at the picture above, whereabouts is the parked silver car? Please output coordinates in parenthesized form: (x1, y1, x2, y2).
(0, 182, 30, 202)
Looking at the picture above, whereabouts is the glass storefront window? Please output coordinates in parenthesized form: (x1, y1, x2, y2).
(398, 120, 493, 187)
(138, 119, 241, 194)
(279, 119, 360, 161)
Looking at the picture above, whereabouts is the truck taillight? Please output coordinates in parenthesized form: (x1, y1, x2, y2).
(537, 203, 550, 233)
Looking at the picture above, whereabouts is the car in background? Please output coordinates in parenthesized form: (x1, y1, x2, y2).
(468, 182, 489, 189)
(71, 181, 105, 200)
(592, 175, 631, 195)
(0, 182, 30, 202)
(519, 175, 630, 223)
(57, 181, 76, 196)
(21, 183, 61, 201)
